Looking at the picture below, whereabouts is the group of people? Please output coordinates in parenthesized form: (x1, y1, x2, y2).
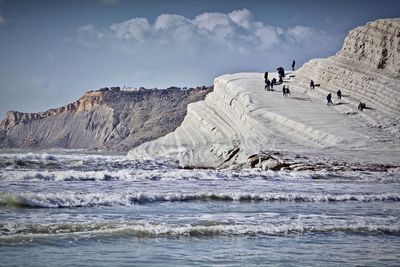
(263, 65, 369, 112)
(324, 85, 367, 111)
(264, 72, 277, 91)
(358, 102, 366, 111)
(326, 90, 342, 105)
(264, 62, 293, 95)
(264, 60, 296, 89)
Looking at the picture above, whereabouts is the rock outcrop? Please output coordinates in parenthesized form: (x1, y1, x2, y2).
(0, 87, 212, 151)
(128, 19, 400, 169)
(294, 18, 400, 117)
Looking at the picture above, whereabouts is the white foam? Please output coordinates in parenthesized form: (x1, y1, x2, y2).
(1, 220, 399, 243)
(0, 151, 126, 162)
(1, 191, 399, 208)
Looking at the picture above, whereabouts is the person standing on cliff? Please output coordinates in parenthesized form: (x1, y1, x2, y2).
(337, 90, 342, 99)
(327, 93, 333, 106)
(310, 80, 315, 89)
(264, 71, 268, 81)
(291, 60, 295, 71)
(285, 86, 291, 96)
(265, 79, 271, 90)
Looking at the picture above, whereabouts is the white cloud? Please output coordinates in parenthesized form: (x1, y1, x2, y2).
(194, 12, 232, 32)
(74, 9, 339, 85)
(77, 24, 104, 47)
(78, 9, 332, 53)
(110, 18, 150, 41)
(228, 8, 253, 29)
(78, 24, 102, 38)
(155, 14, 189, 31)
(255, 25, 281, 47)
(287, 25, 316, 44)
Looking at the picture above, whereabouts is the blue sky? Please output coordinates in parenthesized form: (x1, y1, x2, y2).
(0, 0, 399, 118)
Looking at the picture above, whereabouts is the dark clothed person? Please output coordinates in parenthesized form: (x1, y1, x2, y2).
(358, 102, 366, 111)
(337, 90, 342, 99)
(265, 79, 271, 90)
(285, 86, 291, 96)
(327, 93, 333, 106)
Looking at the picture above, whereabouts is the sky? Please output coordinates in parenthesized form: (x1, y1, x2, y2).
(0, 0, 399, 118)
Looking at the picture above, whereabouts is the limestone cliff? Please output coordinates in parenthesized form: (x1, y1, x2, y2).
(0, 87, 212, 151)
(128, 19, 400, 169)
(294, 18, 400, 117)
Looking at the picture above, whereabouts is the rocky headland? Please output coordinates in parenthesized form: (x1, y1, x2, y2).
(0, 86, 212, 151)
(128, 18, 400, 171)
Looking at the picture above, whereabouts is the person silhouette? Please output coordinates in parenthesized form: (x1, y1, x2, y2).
(337, 90, 342, 99)
(291, 60, 295, 71)
(327, 93, 333, 105)
(285, 86, 291, 96)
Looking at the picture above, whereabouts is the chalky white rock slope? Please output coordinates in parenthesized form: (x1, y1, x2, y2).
(128, 19, 400, 168)
(294, 18, 400, 117)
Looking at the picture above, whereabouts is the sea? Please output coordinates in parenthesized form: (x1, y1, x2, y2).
(0, 149, 399, 266)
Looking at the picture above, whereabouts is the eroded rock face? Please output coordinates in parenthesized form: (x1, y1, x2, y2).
(0, 87, 212, 151)
(339, 19, 400, 75)
(0, 91, 104, 131)
(294, 18, 400, 117)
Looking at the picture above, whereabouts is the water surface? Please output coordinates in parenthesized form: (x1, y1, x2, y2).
(1, 150, 399, 266)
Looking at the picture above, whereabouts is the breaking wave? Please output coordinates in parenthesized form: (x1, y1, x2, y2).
(1, 191, 399, 208)
(1, 221, 399, 244)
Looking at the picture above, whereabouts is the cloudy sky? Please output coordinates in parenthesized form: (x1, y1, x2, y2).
(0, 0, 399, 118)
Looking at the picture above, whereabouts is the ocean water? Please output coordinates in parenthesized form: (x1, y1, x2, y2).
(0, 150, 399, 266)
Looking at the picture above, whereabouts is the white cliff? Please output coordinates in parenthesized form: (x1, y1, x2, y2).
(294, 19, 400, 117)
(128, 19, 400, 169)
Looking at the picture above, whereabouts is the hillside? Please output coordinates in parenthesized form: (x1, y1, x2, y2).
(0, 86, 212, 151)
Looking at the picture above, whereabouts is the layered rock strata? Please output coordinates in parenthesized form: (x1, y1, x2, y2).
(0, 87, 212, 151)
(128, 19, 400, 169)
(294, 18, 400, 117)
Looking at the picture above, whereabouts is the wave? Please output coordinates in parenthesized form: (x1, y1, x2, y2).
(0, 166, 319, 182)
(0, 169, 234, 182)
(1, 191, 399, 208)
(0, 151, 126, 161)
(4, 168, 400, 183)
(1, 221, 399, 243)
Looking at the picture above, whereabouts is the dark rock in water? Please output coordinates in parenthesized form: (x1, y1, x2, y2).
(0, 86, 213, 151)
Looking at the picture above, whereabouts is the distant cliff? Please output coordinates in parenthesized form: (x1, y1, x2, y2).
(0, 86, 212, 151)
